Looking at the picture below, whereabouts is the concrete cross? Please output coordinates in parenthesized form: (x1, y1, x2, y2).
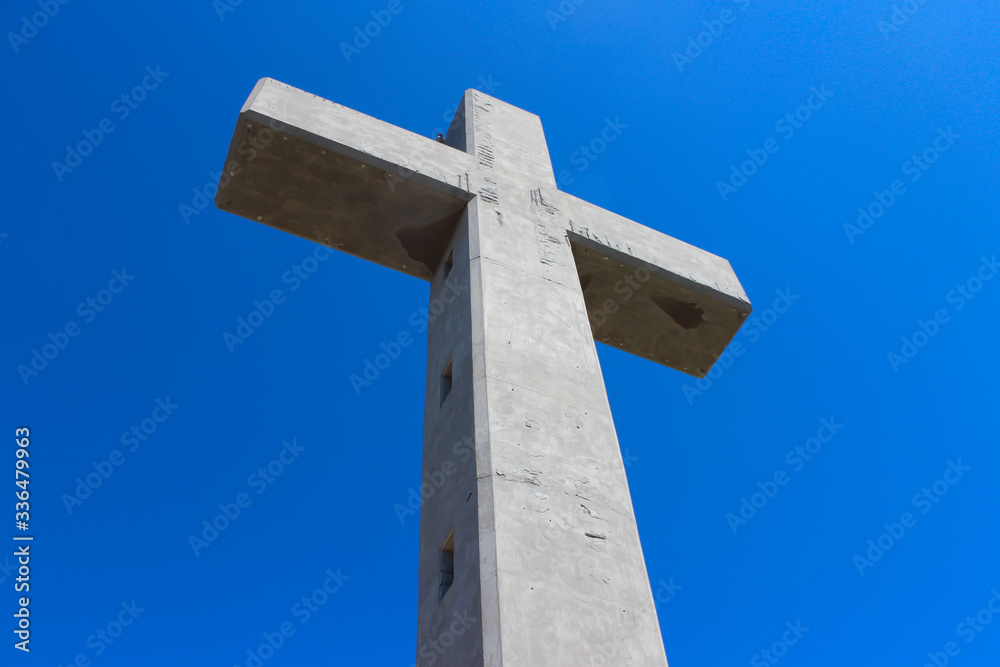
(216, 78, 751, 666)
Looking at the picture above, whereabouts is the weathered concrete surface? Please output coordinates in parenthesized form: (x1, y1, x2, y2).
(215, 79, 753, 666)
(566, 206, 751, 376)
(454, 90, 669, 666)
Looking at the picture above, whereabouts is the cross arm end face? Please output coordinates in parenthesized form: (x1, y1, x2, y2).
(564, 197, 752, 378)
(214, 78, 477, 280)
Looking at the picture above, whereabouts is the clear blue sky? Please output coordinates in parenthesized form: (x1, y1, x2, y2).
(3, 1, 998, 665)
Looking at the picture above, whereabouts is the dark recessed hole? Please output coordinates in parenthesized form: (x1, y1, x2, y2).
(652, 295, 705, 330)
(439, 529, 455, 600)
(395, 212, 463, 276)
(443, 250, 454, 279)
(441, 358, 453, 406)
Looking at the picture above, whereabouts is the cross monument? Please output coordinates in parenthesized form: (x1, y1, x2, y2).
(215, 79, 751, 666)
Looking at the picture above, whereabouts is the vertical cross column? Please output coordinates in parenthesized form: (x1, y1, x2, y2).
(415, 91, 668, 665)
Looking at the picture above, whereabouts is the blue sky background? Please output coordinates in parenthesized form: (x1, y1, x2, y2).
(2, 0, 999, 665)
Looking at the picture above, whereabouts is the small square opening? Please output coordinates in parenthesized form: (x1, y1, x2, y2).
(443, 250, 454, 280)
(440, 359, 453, 406)
(439, 529, 455, 600)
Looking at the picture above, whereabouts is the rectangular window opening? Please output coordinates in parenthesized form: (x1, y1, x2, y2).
(439, 529, 455, 600)
(440, 358, 453, 406)
(443, 250, 454, 280)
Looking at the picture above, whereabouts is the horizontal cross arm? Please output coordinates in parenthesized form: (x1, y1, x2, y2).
(215, 78, 478, 280)
(563, 194, 752, 377)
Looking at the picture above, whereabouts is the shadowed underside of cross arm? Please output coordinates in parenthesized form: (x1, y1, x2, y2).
(215, 78, 478, 280)
(563, 194, 752, 377)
